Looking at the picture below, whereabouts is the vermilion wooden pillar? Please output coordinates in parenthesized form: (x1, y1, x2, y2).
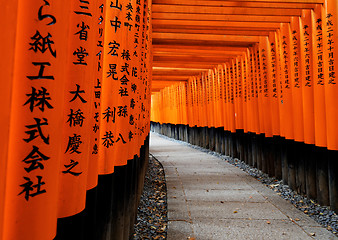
(0, 1, 18, 239)
(323, 0, 338, 212)
(3, 1, 70, 239)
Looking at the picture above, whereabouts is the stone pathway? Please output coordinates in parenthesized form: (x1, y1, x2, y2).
(149, 132, 337, 240)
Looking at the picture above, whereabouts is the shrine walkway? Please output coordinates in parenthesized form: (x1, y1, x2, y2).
(149, 132, 337, 240)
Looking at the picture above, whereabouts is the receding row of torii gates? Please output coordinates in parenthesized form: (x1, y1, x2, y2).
(151, 0, 338, 227)
(1, 0, 338, 239)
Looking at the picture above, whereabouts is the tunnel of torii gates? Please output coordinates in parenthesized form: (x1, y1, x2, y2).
(1, 0, 338, 239)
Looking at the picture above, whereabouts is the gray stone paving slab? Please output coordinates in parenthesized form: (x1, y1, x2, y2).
(150, 132, 338, 240)
(173, 181, 253, 191)
(184, 189, 267, 202)
(167, 220, 194, 240)
(188, 201, 288, 220)
(192, 219, 312, 240)
(167, 201, 191, 221)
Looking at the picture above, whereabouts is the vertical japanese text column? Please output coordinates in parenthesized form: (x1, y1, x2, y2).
(58, 0, 95, 218)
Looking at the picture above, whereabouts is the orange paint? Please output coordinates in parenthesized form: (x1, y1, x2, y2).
(217, 65, 225, 129)
(290, 17, 305, 143)
(259, 37, 273, 138)
(192, 78, 198, 127)
(311, 4, 327, 148)
(323, 0, 338, 150)
(3, 0, 70, 239)
(204, 73, 212, 128)
(214, 68, 221, 128)
(232, 60, 239, 130)
(126, 0, 140, 160)
(57, 0, 96, 218)
(228, 62, 236, 133)
(253, 45, 262, 135)
(241, 54, 249, 134)
(223, 64, 229, 132)
(268, 32, 281, 136)
(87, 0, 106, 191)
(247, 48, 255, 133)
(144, 0, 152, 138)
(99, 0, 127, 173)
(275, 29, 285, 138)
(187, 79, 194, 127)
(0, 1, 18, 239)
(280, 23, 295, 140)
(209, 70, 216, 128)
(299, 9, 315, 145)
(193, 78, 198, 127)
(255, 44, 264, 135)
(236, 57, 244, 131)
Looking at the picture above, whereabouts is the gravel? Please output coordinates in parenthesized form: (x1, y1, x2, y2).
(226, 157, 338, 237)
(223, 157, 338, 236)
(133, 155, 168, 240)
(151, 132, 338, 237)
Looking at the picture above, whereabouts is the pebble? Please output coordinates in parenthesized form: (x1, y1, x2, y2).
(133, 155, 168, 240)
